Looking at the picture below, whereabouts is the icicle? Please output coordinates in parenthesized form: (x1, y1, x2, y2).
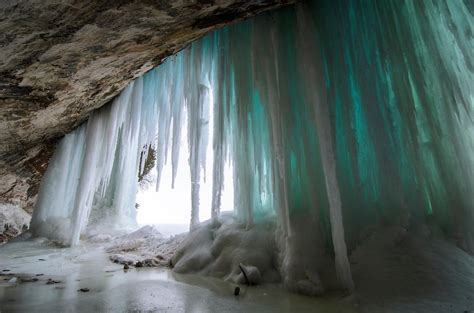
(170, 55, 185, 188)
(211, 91, 225, 221)
(295, 3, 354, 292)
(188, 80, 211, 230)
(199, 80, 211, 183)
(69, 111, 109, 245)
(155, 66, 173, 192)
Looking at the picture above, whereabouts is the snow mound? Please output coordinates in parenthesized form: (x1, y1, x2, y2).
(171, 213, 280, 285)
(106, 225, 185, 267)
(117, 225, 163, 241)
(0, 203, 31, 243)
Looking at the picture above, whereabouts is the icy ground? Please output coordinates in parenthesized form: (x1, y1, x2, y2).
(0, 220, 472, 313)
(350, 225, 474, 312)
(0, 239, 357, 313)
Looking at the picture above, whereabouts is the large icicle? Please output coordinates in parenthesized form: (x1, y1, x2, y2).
(154, 64, 173, 192)
(295, 3, 354, 291)
(210, 64, 225, 221)
(170, 56, 185, 189)
(187, 76, 211, 230)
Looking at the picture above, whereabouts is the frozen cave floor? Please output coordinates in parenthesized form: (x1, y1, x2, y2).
(0, 219, 473, 313)
(350, 224, 474, 312)
(0, 238, 356, 313)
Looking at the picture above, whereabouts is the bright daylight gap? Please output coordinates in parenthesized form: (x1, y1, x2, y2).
(136, 87, 234, 236)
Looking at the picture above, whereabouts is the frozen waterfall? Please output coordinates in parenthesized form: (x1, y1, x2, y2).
(31, 0, 473, 293)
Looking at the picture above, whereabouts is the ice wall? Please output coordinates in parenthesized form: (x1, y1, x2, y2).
(30, 44, 217, 245)
(312, 0, 473, 251)
(31, 0, 473, 291)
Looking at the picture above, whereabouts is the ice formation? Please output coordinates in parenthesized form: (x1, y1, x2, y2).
(31, 0, 473, 293)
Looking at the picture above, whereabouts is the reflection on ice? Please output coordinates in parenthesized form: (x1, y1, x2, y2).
(0, 240, 357, 313)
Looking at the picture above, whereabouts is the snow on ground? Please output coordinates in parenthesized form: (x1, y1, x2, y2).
(0, 203, 31, 244)
(104, 225, 186, 267)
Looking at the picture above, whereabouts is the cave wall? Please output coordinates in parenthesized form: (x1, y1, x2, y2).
(0, 0, 295, 214)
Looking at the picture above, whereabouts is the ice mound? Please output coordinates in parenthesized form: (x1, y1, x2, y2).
(0, 203, 31, 243)
(116, 225, 163, 241)
(171, 213, 280, 285)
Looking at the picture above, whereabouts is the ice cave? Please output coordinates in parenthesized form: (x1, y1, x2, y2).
(0, 0, 473, 312)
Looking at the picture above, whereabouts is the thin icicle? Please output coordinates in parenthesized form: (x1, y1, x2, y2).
(170, 56, 185, 188)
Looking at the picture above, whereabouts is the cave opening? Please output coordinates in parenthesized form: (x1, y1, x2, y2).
(135, 99, 235, 236)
